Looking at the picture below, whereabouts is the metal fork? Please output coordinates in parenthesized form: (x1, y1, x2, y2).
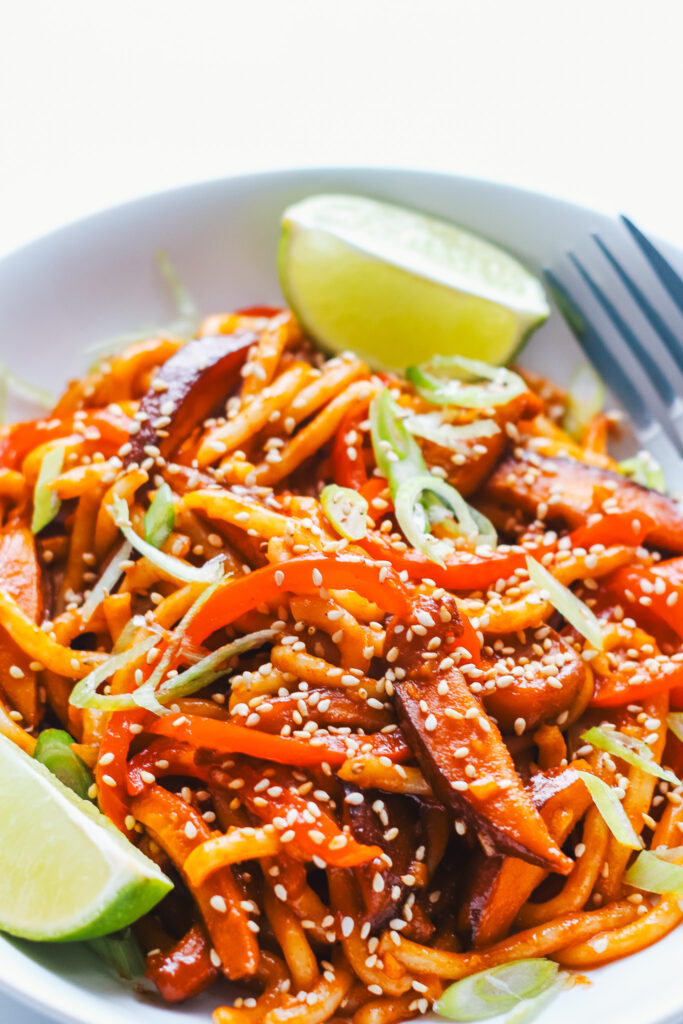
(544, 216, 683, 484)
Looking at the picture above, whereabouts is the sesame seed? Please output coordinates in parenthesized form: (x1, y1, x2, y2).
(341, 916, 354, 937)
(210, 895, 227, 913)
(101, 774, 117, 788)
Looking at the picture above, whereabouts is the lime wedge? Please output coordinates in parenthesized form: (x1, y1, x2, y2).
(279, 194, 550, 371)
(0, 733, 172, 941)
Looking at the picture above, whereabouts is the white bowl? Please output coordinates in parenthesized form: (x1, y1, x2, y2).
(1, 167, 681, 1024)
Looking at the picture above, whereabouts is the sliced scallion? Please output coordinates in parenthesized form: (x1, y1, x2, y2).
(526, 556, 604, 650)
(69, 636, 160, 711)
(111, 494, 224, 585)
(576, 770, 641, 850)
(80, 539, 132, 622)
(31, 444, 66, 534)
(581, 726, 679, 786)
(624, 848, 683, 896)
(88, 928, 145, 980)
(133, 629, 279, 714)
(395, 473, 479, 567)
(404, 412, 500, 452)
(407, 354, 527, 408)
(320, 484, 368, 541)
(668, 713, 683, 745)
(619, 452, 667, 493)
(144, 483, 176, 549)
(32, 729, 93, 800)
(435, 958, 558, 1021)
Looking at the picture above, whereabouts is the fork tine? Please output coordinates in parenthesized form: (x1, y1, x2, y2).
(568, 252, 678, 409)
(592, 233, 683, 374)
(621, 215, 683, 316)
(543, 269, 654, 434)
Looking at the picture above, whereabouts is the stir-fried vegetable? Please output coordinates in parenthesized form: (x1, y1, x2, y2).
(144, 483, 176, 548)
(33, 729, 93, 800)
(526, 556, 604, 650)
(436, 958, 559, 1021)
(576, 771, 641, 849)
(619, 451, 667, 492)
(581, 726, 680, 785)
(407, 354, 527, 408)
(111, 494, 224, 585)
(320, 484, 368, 541)
(624, 848, 683, 896)
(31, 444, 66, 533)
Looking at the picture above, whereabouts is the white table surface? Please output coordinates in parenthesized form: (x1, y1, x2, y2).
(2, 0, 683, 1020)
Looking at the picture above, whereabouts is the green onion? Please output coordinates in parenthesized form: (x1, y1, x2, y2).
(111, 494, 224, 585)
(504, 982, 562, 1024)
(668, 713, 683, 745)
(133, 629, 279, 714)
(404, 412, 500, 452)
(32, 729, 93, 800)
(320, 484, 368, 541)
(619, 452, 667, 493)
(31, 444, 66, 534)
(88, 928, 145, 980)
(369, 390, 497, 563)
(407, 355, 527, 408)
(435, 958, 558, 1021)
(144, 483, 176, 548)
(395, 473, 480, 567)
(624, 848, 683, 896)
(563, 363, 604, 439)
(525, 556, 604, 650)
(69, 636, 160, 711)
(80, 540, 132, 622)
(576, 770, 642, 849)
(581, 726, 680, 786)
(369, 389, 425, 490)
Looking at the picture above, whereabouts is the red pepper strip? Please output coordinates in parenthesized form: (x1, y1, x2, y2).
(332, 409, 368, 490)
(131, 785, 259, 980)
(184, 554, 411, 647)
(145, 714, 409, 767)
(146, 924, 219, 1003)
(591, 660, 683, 706)
(607, 565, 683, 642)
(571, 511, 657, 549)
(96, 710, 151, 834)
(360, 511, 657, 592)
(0, 409, 131, 470)
(653, 556, 683, 589)
(127, 738, 211, 796)
(229, 764, 383, 868)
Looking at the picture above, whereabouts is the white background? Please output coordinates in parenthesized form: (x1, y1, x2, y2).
(1, 1, 683, 1021)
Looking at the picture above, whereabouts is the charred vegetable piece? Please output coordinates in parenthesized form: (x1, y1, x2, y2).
(146, 923, 219, 1002)
(485, 452, 683, 553)
(126, 330, 258, 466)
(389, 595, 573, 874)
(461, 764, 591, 946)
(344, 787, 430, 931)
(481, 627, 588, 732)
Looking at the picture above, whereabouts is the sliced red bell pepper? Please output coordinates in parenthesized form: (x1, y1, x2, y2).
(146, 924, 219, 1003)
(235, 305, 284, 318)
(591, 659, 683, 706)
(96, 710, 151, 833)
(145, 714, 409, 767)
(227, 764, 383, 868)
(607, 564, 683, 642)
(332, 408, 368, 490)
(360, 511, 657, 592)
(184, 553, 411, 647)
(127, 738, 211, 796)
(0, 409, 131, 470)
